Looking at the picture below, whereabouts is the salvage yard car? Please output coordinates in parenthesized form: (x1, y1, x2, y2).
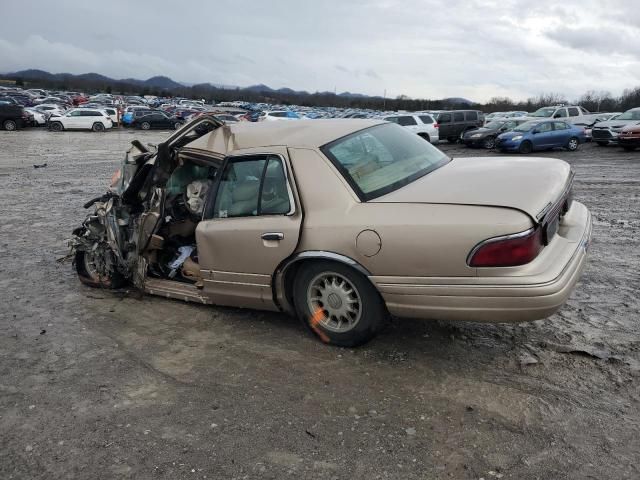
(48, 108, 113, 132)
(461, 118, 528, 149)
(496, 120, 586, 153)
(618, 124, 640, 151)
(70, 115, 592, 346)
(591, 108, 640, 146)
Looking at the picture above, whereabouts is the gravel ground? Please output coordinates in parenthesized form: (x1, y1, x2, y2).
(0, 128, 638, 480)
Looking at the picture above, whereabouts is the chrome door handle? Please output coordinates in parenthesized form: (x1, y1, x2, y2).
(261, 232, 284, 241)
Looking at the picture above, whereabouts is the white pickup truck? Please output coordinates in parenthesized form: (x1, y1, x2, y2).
(522, 105, 605, 126)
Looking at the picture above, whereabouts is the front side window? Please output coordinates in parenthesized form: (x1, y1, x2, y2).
(322, 123, 450, 201)
(568, 107, 580, 116)
(538, 122, 553, 133)
(554, 122, 569, 130)
(438, 113, 452, 123)
(212, 156, 291, 218)
(555, 109, 568, 118)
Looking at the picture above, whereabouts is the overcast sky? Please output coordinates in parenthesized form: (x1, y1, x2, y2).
(2, 0, 639, 102)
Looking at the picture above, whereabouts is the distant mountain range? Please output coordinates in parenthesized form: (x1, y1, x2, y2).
(2, 69, 474, 104)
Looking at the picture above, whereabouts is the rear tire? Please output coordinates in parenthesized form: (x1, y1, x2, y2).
(75, 250, 125, 289)
(49, 121, 63, 132)
(141, 121, 151, 130)
(293, 261, 387, 347)
(519, 140, 533, 154)
(566, 137, 579, 151)
(3, 119, 17, 131)
(92, 122, 105, 132)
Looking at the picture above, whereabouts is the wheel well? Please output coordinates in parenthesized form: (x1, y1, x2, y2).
(279, 257, 382, 314)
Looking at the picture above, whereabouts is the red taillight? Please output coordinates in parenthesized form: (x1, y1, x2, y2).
(433, 123, 439, 129)
(468, 228, 543, 267)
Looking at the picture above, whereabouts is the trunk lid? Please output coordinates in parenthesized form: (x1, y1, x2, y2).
(372, 156, 571, 220)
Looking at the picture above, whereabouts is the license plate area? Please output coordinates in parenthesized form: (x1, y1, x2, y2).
(543, 214, 560, 244)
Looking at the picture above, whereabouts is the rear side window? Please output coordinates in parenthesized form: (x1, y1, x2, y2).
(454, 112, 465, 122)
(555, 109, 568, 118)
(384, 117, 400, 124)
(397, 116, 417, 126)
(568, 107, 579, 116)
(212, 156, 291, 218)
(438, 113, 452, 123)
(418, 115, 433, 124)
(465, 111, 478, 121)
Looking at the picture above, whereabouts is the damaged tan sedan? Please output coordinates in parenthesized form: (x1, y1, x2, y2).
(71, 115, 592, 346)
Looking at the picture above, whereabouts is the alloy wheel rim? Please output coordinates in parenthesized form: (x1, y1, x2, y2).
(307, 272, 362, 333)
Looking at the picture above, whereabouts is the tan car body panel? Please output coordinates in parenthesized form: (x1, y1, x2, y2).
(141, 119, 591, 324)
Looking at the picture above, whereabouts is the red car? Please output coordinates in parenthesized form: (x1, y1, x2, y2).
(618, 125, 640, 151)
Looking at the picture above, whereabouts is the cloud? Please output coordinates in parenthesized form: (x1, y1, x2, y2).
(1, 0, 640, 102)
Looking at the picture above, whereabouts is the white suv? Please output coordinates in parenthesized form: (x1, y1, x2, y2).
(382, 113, 439, 143)
(48, 109, 113, 132)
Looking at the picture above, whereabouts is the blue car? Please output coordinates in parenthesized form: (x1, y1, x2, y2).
(496, 120, 586, 154)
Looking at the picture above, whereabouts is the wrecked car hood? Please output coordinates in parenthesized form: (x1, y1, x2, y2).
(372, 156, 571, 220)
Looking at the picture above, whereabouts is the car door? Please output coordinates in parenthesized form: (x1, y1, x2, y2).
(553, 121, 571, 146)
(64, 110, 83, 128)
(531, 122, 554, 149)
(452, 111, 465, 136)
(196, 147, 302, 310)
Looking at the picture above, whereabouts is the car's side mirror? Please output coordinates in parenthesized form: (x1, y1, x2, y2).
(553, 113, 561, 118)
(532, 129, 539, 134)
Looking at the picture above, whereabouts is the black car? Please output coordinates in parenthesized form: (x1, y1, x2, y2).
(0, 100, 29, 130)
(132, 111, 184, 130)
(436, 110, 484, 143)
(461, 119, 528, 149)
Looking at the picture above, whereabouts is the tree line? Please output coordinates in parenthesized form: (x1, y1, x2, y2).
(7, 74, 640, 113)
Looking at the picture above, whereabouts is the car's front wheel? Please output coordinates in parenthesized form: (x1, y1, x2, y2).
(482, 136, 496, 149)
(174, 121, 184, 130)
(3, 119, 17, 131)
(49, 121, 63, 132)
(566, 137, 580, 151)
(75, 250, 124, 289)
(140, 121, 151, 130)
(293, 261, 387, 347)
(92, 122, 105, 132)
(519, 140, 533, 154)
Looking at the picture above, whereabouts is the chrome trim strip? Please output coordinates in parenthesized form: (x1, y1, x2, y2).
(536, 170, 575, 221)
(466, 227, 536, 267)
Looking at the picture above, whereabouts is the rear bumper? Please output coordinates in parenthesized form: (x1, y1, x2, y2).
(373, 202, 592, 323)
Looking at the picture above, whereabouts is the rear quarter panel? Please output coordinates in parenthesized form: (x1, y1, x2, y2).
(289, 147, 533, 277)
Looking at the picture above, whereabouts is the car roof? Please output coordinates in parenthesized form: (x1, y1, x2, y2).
(185, 119, 385, 155)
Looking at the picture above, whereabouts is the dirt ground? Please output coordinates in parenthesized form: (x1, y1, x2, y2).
(0, 127, 638, 480)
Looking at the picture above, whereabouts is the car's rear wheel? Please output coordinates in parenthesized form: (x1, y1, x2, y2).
(49, 121, 63, 132)
(418, 133, 430, 143)
(566, 137, 579, 151)
(293, 261, 387, 347)
(596, 141, 608, 146)
(141, 121, 151, 130)
(482, 136, 496, 149)
(3, 119, 17, 131)
(174, 121, 183, 130)
(75, 250, 125, 289)
(519, 140, 533, 154)
(92, 122, 105, 132)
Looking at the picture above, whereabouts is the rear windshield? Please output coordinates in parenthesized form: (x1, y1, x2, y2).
(321, 123, 449, 201)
